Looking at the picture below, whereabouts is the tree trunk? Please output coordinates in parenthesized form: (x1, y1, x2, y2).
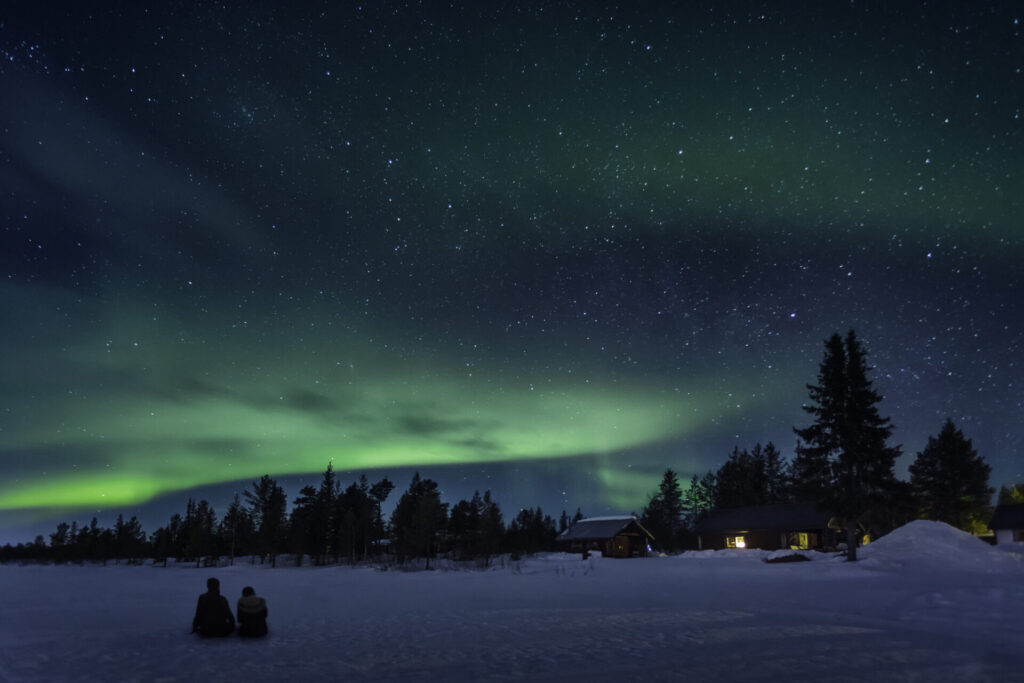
(846, 521, 858, 562)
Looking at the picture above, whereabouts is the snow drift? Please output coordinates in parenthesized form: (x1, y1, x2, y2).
(858, 520, 1023, 573)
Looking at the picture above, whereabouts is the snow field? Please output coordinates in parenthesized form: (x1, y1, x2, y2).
(1, 521, 1023, 682)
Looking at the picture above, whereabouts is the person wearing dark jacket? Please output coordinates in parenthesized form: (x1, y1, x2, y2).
(192, 577, 235, 637)
(236, 585, 268, 637)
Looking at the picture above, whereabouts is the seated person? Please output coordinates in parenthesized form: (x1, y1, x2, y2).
(192, 577, 235, 637)
(236, 586, 268, 637)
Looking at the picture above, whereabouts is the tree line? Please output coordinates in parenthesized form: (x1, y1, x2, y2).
(641, 330, 999, 560)
(0, 464, 583, 567)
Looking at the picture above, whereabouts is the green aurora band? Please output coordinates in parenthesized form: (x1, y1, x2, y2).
(1, 291, 783, 511)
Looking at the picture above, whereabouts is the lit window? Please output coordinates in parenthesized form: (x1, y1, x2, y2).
(726, 535, 746, 549)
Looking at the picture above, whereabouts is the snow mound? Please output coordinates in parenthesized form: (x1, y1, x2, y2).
(859, 520, 1023, 574)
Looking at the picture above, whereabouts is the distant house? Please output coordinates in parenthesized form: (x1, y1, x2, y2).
(694, 503, 832, 551)
(989, 504, 1024, 544)
(557, 516, 655, 558)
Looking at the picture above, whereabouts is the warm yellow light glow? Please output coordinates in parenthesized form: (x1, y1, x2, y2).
(726, 535, 746, 549)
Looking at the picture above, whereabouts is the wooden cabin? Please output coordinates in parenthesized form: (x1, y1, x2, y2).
(989, 503, 1024, 544)
(694, 503, 832, 551)
(557, 516, 655, 558)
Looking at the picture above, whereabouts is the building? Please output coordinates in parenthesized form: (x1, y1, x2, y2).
(557, 516, 655, 558)
(694, 503, 832, 551)
(989, 503, 1024, 544)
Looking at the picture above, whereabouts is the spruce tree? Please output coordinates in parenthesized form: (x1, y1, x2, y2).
(391, 473, 448, 568)
(760, 442, 791, 504)
(368, 477, 395, 556)
(641, 469, 685, 552)
(244, 475, 287, 567)
(449, 491, 485, 559)
(334, 478, 376, 563)
(288, 485, 318, 566)
(220, 494, 253, 565)
(909, 418, 992, 532)
(314, 463, 339, 564)
(792, 334, 846, 504)
(682, 472, 716, 528)
(49, 522, 70, 564)
(794, 330, 900, 561)
(478, 491, 504, 566)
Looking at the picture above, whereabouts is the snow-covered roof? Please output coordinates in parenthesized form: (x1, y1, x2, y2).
(990, 503, 1024, 530)
(695, 503, 827, 534)
(557, 516, 654, 541)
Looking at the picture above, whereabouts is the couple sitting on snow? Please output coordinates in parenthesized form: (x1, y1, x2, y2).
(191, 577, 268, 638)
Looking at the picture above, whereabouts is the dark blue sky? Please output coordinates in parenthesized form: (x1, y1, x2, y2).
(1, 2, 1021, 543)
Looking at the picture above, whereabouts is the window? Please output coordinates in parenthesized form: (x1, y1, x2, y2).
(726, 535, 746, 549)
(789, 532, 810, 550)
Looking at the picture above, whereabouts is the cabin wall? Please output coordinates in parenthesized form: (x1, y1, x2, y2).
(560, 535, 650, 557)
(699, 529, 826, 551)
(603, 534, 649, 558)
(995, 529, 1017, 544)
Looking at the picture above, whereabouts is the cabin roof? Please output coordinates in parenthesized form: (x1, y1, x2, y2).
(990, 503, 1024, 530)
(695, 503, 828, 534)
(557, 516, 655, 542)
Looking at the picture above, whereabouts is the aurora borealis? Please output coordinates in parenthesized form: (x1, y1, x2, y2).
(1, 3, 1021, 542)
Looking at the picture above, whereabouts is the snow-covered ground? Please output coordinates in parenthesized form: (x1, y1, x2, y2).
(2, 521, 1023, 682)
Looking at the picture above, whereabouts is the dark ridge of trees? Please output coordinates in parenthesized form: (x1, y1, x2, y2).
(449, 490, 506, 566)
(505, 507, 557, 558)
(712, 443, 790, 509)
(557, 507, 584, 535)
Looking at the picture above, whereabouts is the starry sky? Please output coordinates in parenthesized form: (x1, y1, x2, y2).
(1, 3, 1021, 543)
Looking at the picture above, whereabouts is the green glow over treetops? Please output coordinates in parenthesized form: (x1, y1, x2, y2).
(596, 465, 665, 512)
(0, 360, 776, 511)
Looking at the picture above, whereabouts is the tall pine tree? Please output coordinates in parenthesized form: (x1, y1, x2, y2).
(794, 331, 900, 561)
(792, 334, 846, 504)
(641, 469, 685, 552)
(682, 472, 716, 528)
(909, 418, 992, 532)
(244, 475, 287, 567)
(390, 473, 448, 569)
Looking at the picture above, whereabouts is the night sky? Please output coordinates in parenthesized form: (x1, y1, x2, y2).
(2, 3, 1021, 543)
